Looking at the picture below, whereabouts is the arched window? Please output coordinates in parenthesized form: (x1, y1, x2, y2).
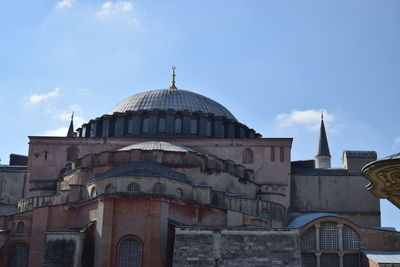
(190, 115, 198, 134)
(158, 113, 166, 133)
(242, 148, 254, 164)
(128, 183, 141, 195)
(90, 187, 96, 197)
(300, 221, 360, 267)
(174, 115, 182, 133)
(105, 184, 116, 194)
(175, 188, 183, 200)
(206, 119, 212, 137)
(117, 237, 142, 267)
(8, 243, 28, 267)
(153, 182, 163, 195)
(141, 114, 149, 134)
(16, 222, 24, 234)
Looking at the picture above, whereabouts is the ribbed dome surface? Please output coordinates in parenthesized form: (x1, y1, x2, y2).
(106, 89, 237, 121)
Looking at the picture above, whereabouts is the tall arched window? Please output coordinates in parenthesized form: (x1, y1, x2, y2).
(158, 113, 166, 133)
(141, 114, 149, 134)
(16, 222, 24, 234)
(153, 182, 163, 195)
(117, 237, 142, 267)
(105, 184, 116, 194)
(175, 188, 183, 200)
(206, 119, 212, 137)
(300, 221, 360, 267)
(127, 183, 140, 195)
(242, 148, 254, 164)
(8, 243, 28, 267)
(90, 187, 96, 197)
(174, 115, 182, 133)
(190, 115, 198, 134)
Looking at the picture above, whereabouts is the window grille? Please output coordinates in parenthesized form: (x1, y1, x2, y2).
(153, 183, 163, 195)
(128, 183, 140, 195)
(342, 225, 359, 251)
(301, 227, 316, 251)
(117, 238, 142, 267)
(343, 254, 359, 267)
(90, 187, 96, 197)
(320, 222, 339, 251)
(8, 243, 28, 267)
(105, 184, 116, 194)
(175, 188, 183, 200)
(320, 253, 339, 267)
(301, 253, 317, 267)
(16, 222, 24, 234)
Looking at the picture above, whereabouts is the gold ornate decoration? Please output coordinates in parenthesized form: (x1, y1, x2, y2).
(170, 66, 177, 89)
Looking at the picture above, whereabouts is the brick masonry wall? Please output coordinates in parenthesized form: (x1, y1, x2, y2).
(173, 228, 301, 267)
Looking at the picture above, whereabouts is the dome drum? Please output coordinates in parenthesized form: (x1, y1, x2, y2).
(76, 109, 260, 139)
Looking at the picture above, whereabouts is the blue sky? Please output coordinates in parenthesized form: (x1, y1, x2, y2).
(1, 0, 399, 228)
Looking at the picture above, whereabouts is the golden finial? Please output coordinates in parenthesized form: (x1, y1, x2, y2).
(169, 66, 177, 89)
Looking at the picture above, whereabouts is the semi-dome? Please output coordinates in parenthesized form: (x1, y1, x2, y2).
(106, 88, 237, 122)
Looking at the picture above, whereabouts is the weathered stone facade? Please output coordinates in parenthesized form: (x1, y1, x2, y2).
(173, 228, 301, 267)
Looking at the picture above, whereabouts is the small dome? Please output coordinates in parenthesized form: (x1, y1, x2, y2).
(106, 89, 237, 121)
(118, 141, 197, 153)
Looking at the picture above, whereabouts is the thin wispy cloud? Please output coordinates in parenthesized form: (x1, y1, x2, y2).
(96, 1, 133, 18)
(276, 109, 333, 131)
(56, 0, 74, 9)
(44, 105, 85, 136)
(24, 88, 60, 107)
(395, 137, 400, 145)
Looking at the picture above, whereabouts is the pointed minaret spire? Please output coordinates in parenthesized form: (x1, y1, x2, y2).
(169, 66, 177, 89)
(67, 112, 75, 137)
(315, 111, 331, 168)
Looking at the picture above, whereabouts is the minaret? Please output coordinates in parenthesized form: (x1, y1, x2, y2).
(315, 112, 331, 168)
(67, 112, 75, 137)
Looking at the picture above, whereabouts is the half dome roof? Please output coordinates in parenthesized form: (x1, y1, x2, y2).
(106, 88, 238, 122)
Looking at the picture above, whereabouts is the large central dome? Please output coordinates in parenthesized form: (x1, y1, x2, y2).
(106, 88, 238, 122)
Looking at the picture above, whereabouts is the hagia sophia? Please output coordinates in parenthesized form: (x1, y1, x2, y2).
(0, 68, 399, 266)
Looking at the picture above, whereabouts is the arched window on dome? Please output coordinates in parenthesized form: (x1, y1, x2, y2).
(175, 188, 183, 200)
(105, 184, 116, 194)
(128, 183, 141, 195)
(206, 119, 213, 137)
(90, 187, 96, 197)
(300, 221, 360, 267)
(117, 237, 142, 267)
(141, 113, 149, 134)
(242, 148, 254, 164)
(190, 114, 199, 134)
(158, 113, 166, 133)
(153, 182, 163, 195)
(174, 115, 182, 134)
(16, 222, 24, 235)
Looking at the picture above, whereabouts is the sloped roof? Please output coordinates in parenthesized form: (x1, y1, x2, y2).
(362, 251, 400, 263)
(288, 213, 345, 228)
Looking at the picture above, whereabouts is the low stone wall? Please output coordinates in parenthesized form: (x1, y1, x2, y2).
(173, 227, 301, 267)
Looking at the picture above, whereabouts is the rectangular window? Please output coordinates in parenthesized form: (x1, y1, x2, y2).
(190, 119, 198, 134)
